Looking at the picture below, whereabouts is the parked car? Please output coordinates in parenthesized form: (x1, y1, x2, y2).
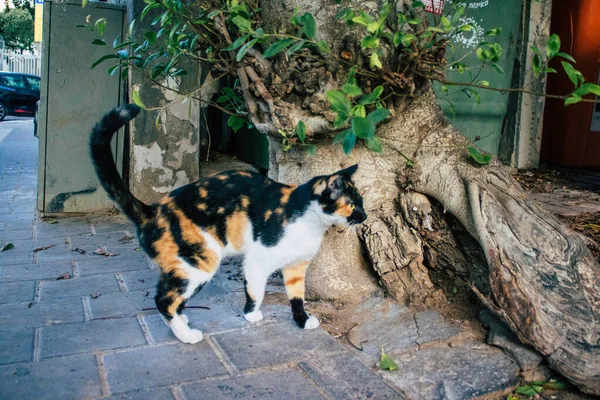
(0, 72, 41, 121)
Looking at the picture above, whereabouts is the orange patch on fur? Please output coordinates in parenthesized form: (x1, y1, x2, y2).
(237, 171, 252, 177)
(197, 248, 220, 273)
(313, 179, 326, 195)
(199, 188, 208, 198)
(264, 210, 272, 222)
(280, 186, 294, 204)
(282, 262, 309, 299)
(335, 198, 353, 218)
(240, 196, 250, 209)
(216, 175, 227, 180)
(275, 208, 283, 215)
(226, 211, 248, 251)
(217, 207, 225, 214)
(197, 203, 207, 211)
(159, 195, 172, 205)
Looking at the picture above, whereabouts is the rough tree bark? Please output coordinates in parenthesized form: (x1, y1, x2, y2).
(218, 0, 600, 393)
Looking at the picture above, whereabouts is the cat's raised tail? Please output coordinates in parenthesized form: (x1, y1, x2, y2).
(90, 104, 154, 226)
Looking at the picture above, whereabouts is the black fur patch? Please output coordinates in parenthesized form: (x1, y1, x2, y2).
(243, 279, 256, 314)
(290, 298, 309, 328)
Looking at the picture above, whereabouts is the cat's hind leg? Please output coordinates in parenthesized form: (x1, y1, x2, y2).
(243, 261, 269, 323)
(282, 261, 319, 329)
(155, 261, 216, 344)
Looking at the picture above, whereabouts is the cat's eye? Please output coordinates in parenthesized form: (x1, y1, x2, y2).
(349, 204, 355, 210)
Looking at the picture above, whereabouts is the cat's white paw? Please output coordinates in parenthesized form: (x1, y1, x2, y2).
(181, 314, 189, 324)
(244, 310, 264, 323)
(304, 316, 320, 330)
(178, 328, 204, 344)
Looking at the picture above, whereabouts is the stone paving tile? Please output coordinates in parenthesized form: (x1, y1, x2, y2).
(0, 261, 73, 282)
(382, 346, 520, 400)
(5, 220, 36, 231)
(105, 387, 174, 400)
(144, 301, 246, 343)
(0, 327, 34, 364)
(69, 232, 139, 249)
(41, 317, 147, 358)
(0, 280, 36, 304)
(415, 310, 461, 346)
(39, 274, 121, 299)
(182, 369, 326, 400)
(0, 353, 102, 400)
(35, 221, 93, 239)
(88, 290, 157, 319)
(77, 252, 151, 276)
(104, 342, 227, 394)
(0, 297, 84, 327)
(35, 245, 140, 264)
(0, 248, 36, 265)
(299, 352, 401, 399)
(0, 212, 35, 223)
(0, 228, 34, 241)
(119, 269, 160, 291)
(212, 321, 346, 371)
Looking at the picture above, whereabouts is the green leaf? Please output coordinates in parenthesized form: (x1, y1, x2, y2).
(451, 7, 465, 25)
(92, 39, 106, 46)
(351, 105, 366, 118)
(144, 31, 157, 44)
(0, 242, 14, 252)
(300, 13, 316, 39)
(458, 24, 471, 32)
(407, 18, 421, 25)
(128, 19, 135, 37)
(379, 349, 398, 371)
(352, 16, 370, 26)
(108, 64, 120, 76)
(485, 27, 502, 36)
(491, 63, 505, 74)
(555, 51, 576, 63)
(532, 53, 541, 75)
(468, 146, 491, 165)
(573, 83, 600, 97)
(351, 116, 376, 139)
(95, 18, 107, 37)
(228, 115, 246, 132)
(317, 40, 330, 54)
(401, 34, 416, 47)
(333, 129, 350, 144)
(393, 32, 404, 46)
(564, 94, 582, 106)
(367, 21, 380, 33)
(478, 80, 490, 86)
(561, 61, 580, 87)
(359, 86, 384, 105)
(334, 112, 349, 128)
(366, 108, 390, 124)
(232, 15, 252, 32)
(327, 90, 350, 113)
(296, 121, 306, 143)
(306, 144, 317, 155)
(427, 26, 445, 33)
(361, 36, 380, 49)
(91, 54, 119, 69)
(82, 0, 88, 7)
(543, 380, 569, 390)
(263, 38, 294, 58)
(222, 34, 250, 51)
(141, 3, 161, 21)
(236, 38, 258, 62)
(287, 40, 306, 55)
(342, 131, 357, 154)
(132, 89, 146, 110)
(366, 136, 382, 153)
(370, 52, 382, 69)
(515, 385, 543, 398)
(544, 67, 557, 74)
(546, 33, 560, 58)
(341, 83, 362, 97)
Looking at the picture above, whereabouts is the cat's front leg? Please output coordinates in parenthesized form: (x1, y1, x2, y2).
(282, 261, 319, 329)
(243, 265, 268, 323)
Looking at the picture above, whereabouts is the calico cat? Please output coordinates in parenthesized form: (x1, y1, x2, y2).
(90, 104, 367, 344)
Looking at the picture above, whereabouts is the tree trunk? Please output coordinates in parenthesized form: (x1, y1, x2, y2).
(235, 0, 600, 394)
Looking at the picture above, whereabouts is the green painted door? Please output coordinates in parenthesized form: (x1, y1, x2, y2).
(434, 0, 524, 155)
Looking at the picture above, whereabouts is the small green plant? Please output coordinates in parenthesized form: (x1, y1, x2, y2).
(379, 348, 398, 371)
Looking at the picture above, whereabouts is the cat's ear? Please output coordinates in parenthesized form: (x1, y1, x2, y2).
(338, 164, 358, 180)
(327, 175, 343, 199)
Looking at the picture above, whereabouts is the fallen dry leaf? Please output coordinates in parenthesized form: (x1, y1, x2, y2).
(90, 293, 101, 299)
(72, 247, 87, 254)
(94, 246, 118, 257)
(55, 272, 71, 281)
(34, 245, 56, 253)
(118, 233, 135, 244)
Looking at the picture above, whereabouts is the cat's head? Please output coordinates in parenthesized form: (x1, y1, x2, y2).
(313, 164, 367, 226)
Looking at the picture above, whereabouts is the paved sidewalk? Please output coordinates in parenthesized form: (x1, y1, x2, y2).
(0, 119, 401, 399)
